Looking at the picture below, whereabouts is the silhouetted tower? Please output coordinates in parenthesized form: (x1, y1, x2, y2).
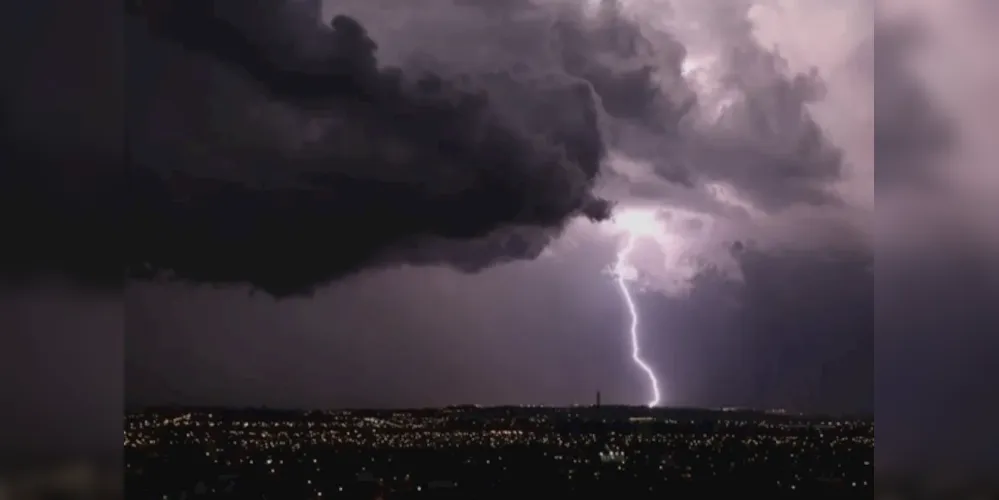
(596, 390, 601, 408)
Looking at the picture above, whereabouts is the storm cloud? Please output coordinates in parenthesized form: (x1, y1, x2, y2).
(116, 0, 856, 296)
(126, 0, 617, 296)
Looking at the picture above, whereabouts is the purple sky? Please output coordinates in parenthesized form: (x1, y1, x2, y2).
(113, 0, 876, 414)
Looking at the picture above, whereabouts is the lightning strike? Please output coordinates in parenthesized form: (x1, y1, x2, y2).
(614, 232, 662, 408)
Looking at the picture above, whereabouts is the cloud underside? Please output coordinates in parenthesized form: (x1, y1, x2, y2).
(8, 0, 853, 296)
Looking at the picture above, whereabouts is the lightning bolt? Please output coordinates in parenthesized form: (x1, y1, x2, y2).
(614, 232, 662, 408)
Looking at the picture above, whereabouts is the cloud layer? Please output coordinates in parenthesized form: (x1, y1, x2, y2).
(127, 0, 644, 295)
(0, 0, 862, 295)
(123, 0, 862, 295)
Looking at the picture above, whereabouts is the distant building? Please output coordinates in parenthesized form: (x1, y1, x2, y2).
(598, 448, 627, 463)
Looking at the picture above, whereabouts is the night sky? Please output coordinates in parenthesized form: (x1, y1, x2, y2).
(3, 0, 999, 471)
(115, 0, 877, 413)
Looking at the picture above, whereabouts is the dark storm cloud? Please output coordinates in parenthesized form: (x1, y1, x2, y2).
(126, 0, 847, 297)
(2, 0, 856, 295)
(124, 0, 618, 296)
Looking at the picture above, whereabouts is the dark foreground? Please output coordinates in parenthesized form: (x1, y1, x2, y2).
(126, 406, 873, 499)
